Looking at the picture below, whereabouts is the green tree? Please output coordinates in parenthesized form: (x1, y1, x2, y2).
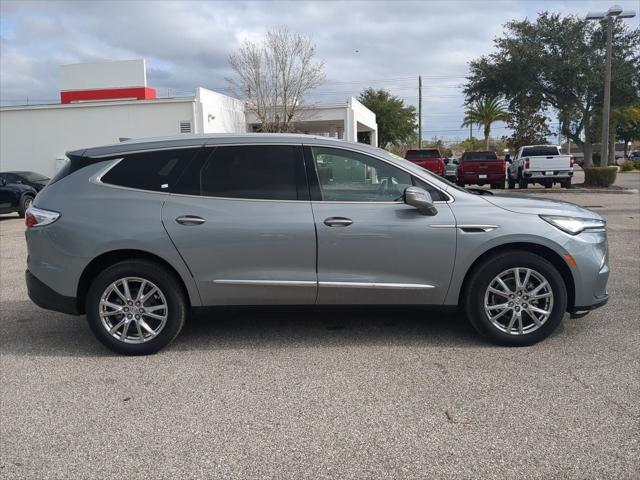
(615, 105, 640, 159)
(460, 97, 510, 150)
(506, 100, 552, 149)
(358, 88, 417, 148)
(464, 12, 640, 167)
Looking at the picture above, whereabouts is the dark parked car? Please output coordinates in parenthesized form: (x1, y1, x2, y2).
(404, 149, 446, 177)
(0, 171, 50, 192)
(0, 173, 37, 217)
(457, 151, 505, 189)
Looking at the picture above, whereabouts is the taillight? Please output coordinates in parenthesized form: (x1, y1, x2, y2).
(570, 156, 575, 168)
(25, 206, 60, 228)
(524, 157, 530, 169)
(502, 161, 506, 174)
(458, 163, 464, 173)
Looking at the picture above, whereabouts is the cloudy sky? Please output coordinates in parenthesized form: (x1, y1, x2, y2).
(1, 0, 638, 140)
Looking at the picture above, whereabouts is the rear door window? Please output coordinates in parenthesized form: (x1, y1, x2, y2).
(101, 148, 200, 192)
(174, 145, 306, 200)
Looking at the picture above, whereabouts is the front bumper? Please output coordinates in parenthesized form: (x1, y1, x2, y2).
(26, 270, 79, 315)
(570, 294, 609, 318)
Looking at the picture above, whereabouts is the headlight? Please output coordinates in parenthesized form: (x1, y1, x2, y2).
(540, 215, 606, 235)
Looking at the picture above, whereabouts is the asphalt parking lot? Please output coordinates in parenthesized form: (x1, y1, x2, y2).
(1, 182, 639, 479)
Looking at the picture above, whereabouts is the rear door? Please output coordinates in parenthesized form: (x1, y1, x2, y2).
(162, 144, 317, 305)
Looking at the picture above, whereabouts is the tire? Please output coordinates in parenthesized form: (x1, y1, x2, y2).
(456, 181, 465, 187)
(85, 260, 187, 355)
(491, 182, 504, 190)
(507, 177, 516, 189)
(562, 178, 572, 189)
(18, 195, 34, 218)
(518, 172, 528, 189)
(544, 182, 552, 189)
(464, 251, 567, 346)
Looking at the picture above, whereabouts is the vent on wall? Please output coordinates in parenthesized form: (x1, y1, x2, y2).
(179, 121, 192, 134)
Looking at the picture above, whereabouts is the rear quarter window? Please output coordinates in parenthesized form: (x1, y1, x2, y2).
(100, 148, 200, 192)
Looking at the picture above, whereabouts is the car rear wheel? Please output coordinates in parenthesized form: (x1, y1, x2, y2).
(518, 175, 528, 189)
(86, 260, 187, 355)
(507, 177, 516, 189)
(562, 178, 572, 189)
(18, 195, 34, 218)
(464, 251, 567, 346)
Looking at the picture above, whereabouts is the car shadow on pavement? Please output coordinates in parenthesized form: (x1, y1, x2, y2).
(0, 301, 488, 357)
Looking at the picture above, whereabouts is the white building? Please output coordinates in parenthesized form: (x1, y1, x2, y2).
(0, 59, 378, 177)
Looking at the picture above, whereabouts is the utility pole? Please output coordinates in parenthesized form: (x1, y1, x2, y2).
(587, 6, 636, 166)
(418, 75, 422, 148)
(600, 15, 613, 166)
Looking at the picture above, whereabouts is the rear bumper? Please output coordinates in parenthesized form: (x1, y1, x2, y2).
(459, 173, 504, 184)
(26, 270, 79, 315)
(524, 170, 573, 179)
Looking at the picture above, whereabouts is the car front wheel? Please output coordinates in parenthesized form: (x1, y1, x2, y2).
(464, 251, 567, 346)
(86, 260, 187, 355)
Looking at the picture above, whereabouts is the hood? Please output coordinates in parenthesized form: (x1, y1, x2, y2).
(481, 194, 603, 220)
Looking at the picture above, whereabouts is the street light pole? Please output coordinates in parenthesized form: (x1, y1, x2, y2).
(600, 15, 613, 166)
(587, 5, 636, 167)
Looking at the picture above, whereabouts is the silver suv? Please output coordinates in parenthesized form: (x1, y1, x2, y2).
(25, 134, 609, 355)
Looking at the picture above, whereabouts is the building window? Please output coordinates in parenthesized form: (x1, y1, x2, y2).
(179, 121, 192, 134)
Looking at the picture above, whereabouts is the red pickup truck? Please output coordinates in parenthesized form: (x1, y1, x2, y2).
(456, 151, 505, 189)
(404, 149, 446, 177)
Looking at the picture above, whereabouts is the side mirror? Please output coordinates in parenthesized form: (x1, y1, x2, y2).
(0, 178, 6, 187)
(443, 158, 449, 165)
(453, 159, 459, 165)
(404, 186, 438, 216)
(505, 154, 511, 163)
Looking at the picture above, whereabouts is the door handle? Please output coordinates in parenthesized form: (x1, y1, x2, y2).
(324, 217, 353, 227)
(175, 215, 206, 226)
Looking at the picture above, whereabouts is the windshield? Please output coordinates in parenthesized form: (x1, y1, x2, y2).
(405, 149, 440, 159)
(17, 171, 50, 182)
(461, 152, 498, 161)
(521, 146, 559, 157)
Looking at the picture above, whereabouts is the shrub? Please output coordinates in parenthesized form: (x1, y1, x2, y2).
(634, 160, 640, 170)
(620, 161, 635, 172)
(584, 166, 618, 187)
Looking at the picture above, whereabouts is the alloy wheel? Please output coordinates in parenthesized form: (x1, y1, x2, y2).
(99, 277, 168, 344)
(483, 268, 554, 335)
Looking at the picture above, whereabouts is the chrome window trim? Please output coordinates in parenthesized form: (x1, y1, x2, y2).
(92, 142, 452, 204)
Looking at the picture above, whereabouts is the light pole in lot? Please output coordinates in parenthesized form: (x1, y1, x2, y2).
(586, 5, 636, 166)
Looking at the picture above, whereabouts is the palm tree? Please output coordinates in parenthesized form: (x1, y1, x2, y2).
(461, 98, 510, 150)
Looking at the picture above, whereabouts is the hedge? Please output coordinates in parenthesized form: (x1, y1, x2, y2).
(583, 166, 618, 187)
(620, 161, 635, 172)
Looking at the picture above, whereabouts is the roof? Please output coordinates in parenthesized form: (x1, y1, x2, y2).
(68, 133, 365, 158)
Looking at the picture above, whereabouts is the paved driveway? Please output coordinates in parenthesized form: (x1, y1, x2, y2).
(1, 190, 638, 479)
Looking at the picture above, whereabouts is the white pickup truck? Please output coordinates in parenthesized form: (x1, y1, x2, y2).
(507, 145, 573, 189)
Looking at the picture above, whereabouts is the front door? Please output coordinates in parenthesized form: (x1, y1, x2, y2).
(162, 144, 317, 305)
(308, 146, 457, 305)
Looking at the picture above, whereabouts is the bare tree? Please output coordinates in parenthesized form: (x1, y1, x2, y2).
(228, 28, 325, 132)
